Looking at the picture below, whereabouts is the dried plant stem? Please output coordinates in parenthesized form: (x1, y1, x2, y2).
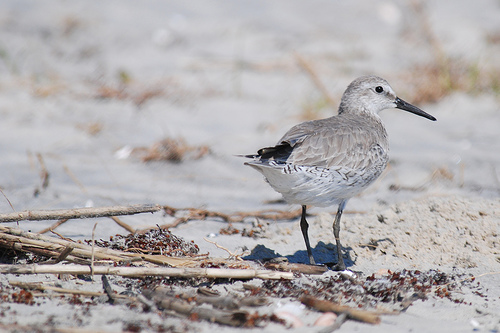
(91, 222, 98, 279)
(138, 206, 303, 234)
(264, 261, 328, 275)
(0, 264, 293, 280)
(9, 281, 131, 299)
(35, 153, 50, 191)
(0, 225, 198, 267)
(0, 187, 15, 212)
(38, 219, 70, 234)
(109, 216, 136, 234)
(410, 0, 452, 89)
(0, 204, 163, 223)
(159, 296, 249, 327)
(204, 237, 244, 261)
(300, 295, 381, 325)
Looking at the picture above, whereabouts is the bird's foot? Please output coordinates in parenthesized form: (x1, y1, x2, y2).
(332, 262, 346, 271)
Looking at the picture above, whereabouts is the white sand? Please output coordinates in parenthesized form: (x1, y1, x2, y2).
(0, 1, 499, 332)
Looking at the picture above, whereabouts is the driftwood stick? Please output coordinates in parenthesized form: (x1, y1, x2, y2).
(264, 261, 328, 275)
(0, 204, 162, 223)
(91, 222, 98, 279)
(0, 231, 126, 262)
(8, 281, 132, 299)
(143, 288, 250, 327)
(0, 238, 89, 265)
(38, 219, 70, 234)
(101, 275, 117, 304)
(54, 244, 75, 263)
(300, 295, 381, 324)
(0, 264, 294, 280)
(203, 237, 244, 261)
(159, 297, 249, 327)
(109, 216, 136, 234)
(137, 207, 304, 233)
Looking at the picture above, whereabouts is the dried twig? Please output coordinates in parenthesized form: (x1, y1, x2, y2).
(101, 275, 117, 304)
(0, 187, 15, 212)
(132, 137, 210, 163)
(9, 281, 130, 299)
(34, 153, 50, 196)
(54, 245, 74, 263)
(109, 216, 136, 234)
(300, 295, 381, 324)
(0, 264, 294, 280)
(91, 222, 98, 279)
(144, 288, 250, 327)
(138, 206, 303, 233)
(62, 164, 87, 193)
(0, 225, 200, 267)
(193, 294, 269, 309)
(203, 237, 244, 261)
(38, 219, 70, 234)
(0, 204, 162, 223)
(264, 261, 328, 275)
(162, 297, 248, 327)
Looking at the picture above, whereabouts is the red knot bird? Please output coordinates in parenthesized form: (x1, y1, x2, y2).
(244, 75, 436, 270)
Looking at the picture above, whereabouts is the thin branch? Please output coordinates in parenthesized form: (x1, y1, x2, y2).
(264, 261, 328, 275)
(300, 295, 381, 325)
(9, 281, 130, 299)
(203, 237, 244, 261)
(137, 206, 304, 234)
(35, 152, 50, 193)
(91, 222, 98, 279)
(54, 245, 75, 263)
(62, 164, 87, 193)
(38, 219, 69, 234)
(0, 187, 15, 212)
(109, 216, 136, 234)
(0, 264, 294, 280)
(0, 225, 200, 267)
(0, 204, 163, 223)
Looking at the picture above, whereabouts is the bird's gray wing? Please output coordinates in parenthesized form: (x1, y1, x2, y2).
(278, 118, 387, 170)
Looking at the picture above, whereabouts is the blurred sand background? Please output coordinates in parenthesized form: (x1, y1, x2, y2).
(0, 0, 499, 332)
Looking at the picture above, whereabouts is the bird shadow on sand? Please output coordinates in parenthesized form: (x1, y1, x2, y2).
(243, 242, 355, 268)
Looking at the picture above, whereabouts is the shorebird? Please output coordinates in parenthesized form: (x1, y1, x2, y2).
(244, 75, 436, 270)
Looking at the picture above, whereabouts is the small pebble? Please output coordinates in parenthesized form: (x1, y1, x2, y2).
(274, 311, 304, 328)
(376, 268, 391, 276)
(313, 312, 338, 326)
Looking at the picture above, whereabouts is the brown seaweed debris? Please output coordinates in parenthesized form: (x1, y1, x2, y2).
(90, 228, 199, 257)
(256, 269, 476, 310)
(132, 137, 210, 163)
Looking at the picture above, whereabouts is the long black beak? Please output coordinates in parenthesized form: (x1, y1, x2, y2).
(395, 97, 436, 121)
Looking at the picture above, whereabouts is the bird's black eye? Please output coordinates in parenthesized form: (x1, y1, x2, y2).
(375, 86, 384, 93)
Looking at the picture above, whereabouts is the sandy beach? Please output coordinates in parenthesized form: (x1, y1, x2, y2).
(0, 1, 499, 332)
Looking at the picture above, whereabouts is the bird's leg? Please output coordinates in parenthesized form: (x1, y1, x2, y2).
(332, 200, 347, 271)
(300, 205, 316, 265)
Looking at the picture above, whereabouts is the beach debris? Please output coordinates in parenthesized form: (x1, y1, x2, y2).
(131, 137, 210, 163)
(143, 286, 278, 327)
(273, 302, 306, 328)
(93, 228, 200, 257)
(264, 259, 328, 275)
(300, 295, 381, 324)
(313, 312, 338, 326)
